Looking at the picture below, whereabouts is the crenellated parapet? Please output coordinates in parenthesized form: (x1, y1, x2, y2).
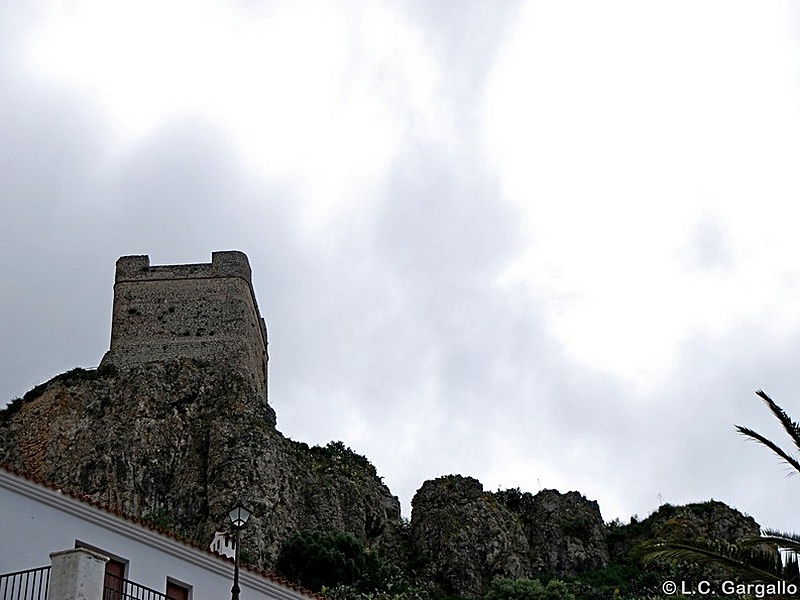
(113, 251, 254, 283)
(100, 251, 269, 406)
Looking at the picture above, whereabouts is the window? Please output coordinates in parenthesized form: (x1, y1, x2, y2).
(166, 579, 191, 600)
(105, 559, 125, 577)
(104, 560, 126, 600)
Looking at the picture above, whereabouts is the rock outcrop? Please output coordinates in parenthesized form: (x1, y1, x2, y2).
(505, 488, 609, 575)
(0, 361, 403, 566)
(606, 500, 762, 561)
(409, 475, 609, 596)
(410, 476, 530, 596)
(645, 500, 761, 543)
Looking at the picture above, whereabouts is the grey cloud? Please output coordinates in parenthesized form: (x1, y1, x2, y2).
(400, 0, 520, 132)
(5, 0, 800, 538)
(376, 143, 521, 289)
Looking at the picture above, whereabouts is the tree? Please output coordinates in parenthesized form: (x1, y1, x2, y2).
(276, 530, 402, 594)
(634, 390, 800, 582)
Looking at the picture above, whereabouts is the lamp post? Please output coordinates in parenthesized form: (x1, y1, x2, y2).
(228, 502, 252, 600)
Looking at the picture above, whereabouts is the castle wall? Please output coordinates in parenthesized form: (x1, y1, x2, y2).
(100, 251, 268, 403)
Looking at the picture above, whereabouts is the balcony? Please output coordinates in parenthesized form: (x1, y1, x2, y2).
(102, 573, 169, 600)
(0, 567, 50, 600)
(0, 550, 172, 600)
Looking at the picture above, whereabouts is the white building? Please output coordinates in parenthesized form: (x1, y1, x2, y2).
(0, 466, 314, 600)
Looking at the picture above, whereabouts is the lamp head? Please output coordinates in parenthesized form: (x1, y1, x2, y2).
(228, 502, 252, 529)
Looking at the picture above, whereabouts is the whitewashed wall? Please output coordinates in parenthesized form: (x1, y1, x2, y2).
(0, 469, 309, 600)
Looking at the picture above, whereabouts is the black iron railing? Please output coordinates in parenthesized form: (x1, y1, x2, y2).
(103, 573, 170, 600)
(0, 566, 172, 600)
(0, 566, 51, 600)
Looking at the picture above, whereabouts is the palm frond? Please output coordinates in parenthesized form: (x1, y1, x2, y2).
(756, 389, 800, 456)
(735, 424, 800, 475)
(632, 539, 785, 582)
(745, 530, 800, 556)
(760, 529, 800, 545)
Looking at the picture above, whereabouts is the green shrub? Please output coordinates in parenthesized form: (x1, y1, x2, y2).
(276, 530, 400, 593)
(484, 578, 574, 600)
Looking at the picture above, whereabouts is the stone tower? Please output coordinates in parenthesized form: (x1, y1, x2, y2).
(100, 251, 269, 405)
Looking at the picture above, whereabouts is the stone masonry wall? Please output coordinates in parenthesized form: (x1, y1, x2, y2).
(100, 251, 269, 405)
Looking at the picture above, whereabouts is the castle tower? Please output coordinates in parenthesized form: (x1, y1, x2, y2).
(100, 251, 269, 404)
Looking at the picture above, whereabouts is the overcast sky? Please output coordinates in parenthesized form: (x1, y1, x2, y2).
(4, 0, 800, 533)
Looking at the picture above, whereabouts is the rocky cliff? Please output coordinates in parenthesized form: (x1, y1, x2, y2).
(0, 360, 403, 566)
(409, 476, 609, 596)
(0, 362, 764, 598)
(606, 499, 762, 560)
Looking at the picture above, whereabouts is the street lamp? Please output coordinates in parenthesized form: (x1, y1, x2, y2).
(228, 502, 251, 600)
